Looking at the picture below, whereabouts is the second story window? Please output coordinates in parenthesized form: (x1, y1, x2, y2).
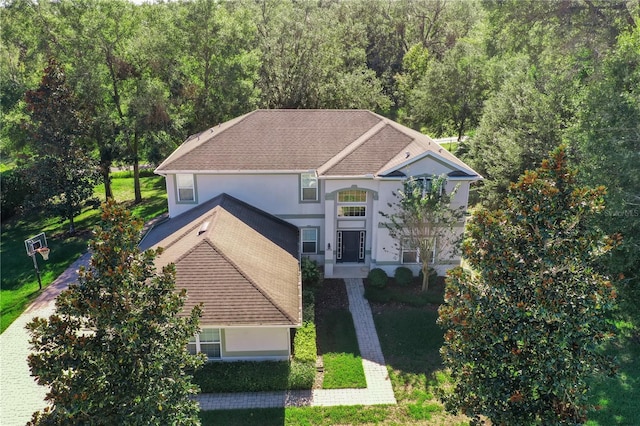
(337, 189, 367, 217)
(301, 172, 318, 201)
(176, 174, 195, 202)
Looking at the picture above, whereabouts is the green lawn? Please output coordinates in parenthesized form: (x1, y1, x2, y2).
(316, 308, 366, 389)
(0, 174, 167, 333)
(199, 405, 390, 426)
(586, 321, 640, 426)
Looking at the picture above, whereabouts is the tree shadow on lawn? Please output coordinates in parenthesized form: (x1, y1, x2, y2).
(372, 306, 444, 378)
(586, 336, 640, 425)
(314, 279, 357, 356)
(200, 408, 285, 426)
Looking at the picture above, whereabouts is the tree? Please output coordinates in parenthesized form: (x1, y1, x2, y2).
(24, 59, 100, 233)
(26, 200, 204, 425)
(462, 58, 563, 208)
(252, 0, 390, 111)
(381, 175, 464, 291)
(438, 147, 618, 425)
(400, 40, 488, 140)
(571, 24, 640, 326)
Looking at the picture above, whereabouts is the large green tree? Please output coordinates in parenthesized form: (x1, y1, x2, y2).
(571, 23, 640, 326)
(26, 200, 204, 425)
(438, 147, 618, 425)
(400, 40, 488, 140)
(24, 59, 100, 233)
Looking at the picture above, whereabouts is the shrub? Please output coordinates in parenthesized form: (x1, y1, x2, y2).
(293, 322, 317, 363)
(288, 361, 316, 389)
(301, 257, 321, 288)
(193, 360, 315, 392)
(394, 266, 414, 286)
(367, 268, 388, 288)
(1, 167, 34, 219)
(364, 286, 391, 303)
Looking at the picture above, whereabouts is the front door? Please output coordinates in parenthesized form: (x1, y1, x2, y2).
(337, 230, 365, 263)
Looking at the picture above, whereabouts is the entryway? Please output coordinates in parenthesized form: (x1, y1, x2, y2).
(336, 230, 365, 263)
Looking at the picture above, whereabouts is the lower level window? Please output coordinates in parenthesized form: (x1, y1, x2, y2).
(401, 240, 436, 264)
(188, 328, 221, 360)
(301, 228, 318, 254)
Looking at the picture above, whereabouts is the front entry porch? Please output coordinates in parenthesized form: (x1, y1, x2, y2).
(329, 264, 369, 279)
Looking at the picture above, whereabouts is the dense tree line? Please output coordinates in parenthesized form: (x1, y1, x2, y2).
(2, 0, 637, 314)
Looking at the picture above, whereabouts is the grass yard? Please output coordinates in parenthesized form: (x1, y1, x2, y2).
(316, 308, 366, 389)
(200, 405, 390, 426)
(586, 321, 640, 426)
(0, 173, 167, 333)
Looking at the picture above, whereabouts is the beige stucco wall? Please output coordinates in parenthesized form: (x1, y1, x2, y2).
(222, 327, 291, 361)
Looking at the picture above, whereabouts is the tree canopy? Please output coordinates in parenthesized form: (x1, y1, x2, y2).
(26, 200, 204, 425)
(438, 147, 619, 425)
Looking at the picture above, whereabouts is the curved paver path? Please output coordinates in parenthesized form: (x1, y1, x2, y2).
(0, 253, 91, 426)
(1, 262, 394, 424)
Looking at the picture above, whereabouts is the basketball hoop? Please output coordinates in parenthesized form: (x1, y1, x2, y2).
(36, 247, 50, 261)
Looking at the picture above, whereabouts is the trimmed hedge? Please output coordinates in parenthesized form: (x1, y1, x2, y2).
(293, 322, 317, 363)
(193, 360, 314, 393)
(367, 268, 389, 288)
(394, 266, 414, 286)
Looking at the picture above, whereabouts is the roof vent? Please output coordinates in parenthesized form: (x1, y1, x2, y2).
(405, 151, 410, 159)
(198, 221, 210, 235)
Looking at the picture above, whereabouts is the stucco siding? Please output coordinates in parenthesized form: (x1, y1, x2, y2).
(222, 327, 291, 361)
(166, 173, 325, 218)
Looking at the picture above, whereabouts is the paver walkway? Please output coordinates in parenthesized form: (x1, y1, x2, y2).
(195, 278, 396, 410)
(0, 253, 92, 426)
(1, 263, 394, 425)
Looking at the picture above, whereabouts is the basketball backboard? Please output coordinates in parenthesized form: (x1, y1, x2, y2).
(25, 232, 48, 257)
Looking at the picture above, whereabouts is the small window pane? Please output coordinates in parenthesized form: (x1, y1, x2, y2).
(402, 251, 418, 264)
(178, 188, 194, 201)
(302, 229, 316, 240)
(338, 206, 366, 217)
(187, 343, 197, 355)
(201, 343, 221, 359)
(303, 241, 316, 253)
(200, 328, 220, 342)
(302, 187, 317, 201)
(338, 190, 366, 203)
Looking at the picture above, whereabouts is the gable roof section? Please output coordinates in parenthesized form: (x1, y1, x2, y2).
(155, 109, 480, 178)
(156, 109, 380, 172)
(142, 195, 301, 327)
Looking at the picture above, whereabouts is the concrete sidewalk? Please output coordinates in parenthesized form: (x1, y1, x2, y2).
(194, 278, 396, 410)
(0, 253, 91, 426)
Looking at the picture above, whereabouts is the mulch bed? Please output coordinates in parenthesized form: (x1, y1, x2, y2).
(314, 278, 349, 325)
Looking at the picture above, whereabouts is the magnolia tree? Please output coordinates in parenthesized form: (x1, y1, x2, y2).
(26, 200, 204, 425)
(381, 175, 465, 291)
(438, 147, 619, 425)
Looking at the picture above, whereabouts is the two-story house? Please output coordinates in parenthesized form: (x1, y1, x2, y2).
(141, 109, 480, 361)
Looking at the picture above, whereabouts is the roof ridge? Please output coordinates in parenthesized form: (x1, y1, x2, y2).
(206, 233, 297, 325)
(317, 120, 387, 176)
(159, 212, 216, 251)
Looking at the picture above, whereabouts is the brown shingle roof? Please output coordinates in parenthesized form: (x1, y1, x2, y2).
(150, 204, 301, 327)
(155, 109, 479, 177)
